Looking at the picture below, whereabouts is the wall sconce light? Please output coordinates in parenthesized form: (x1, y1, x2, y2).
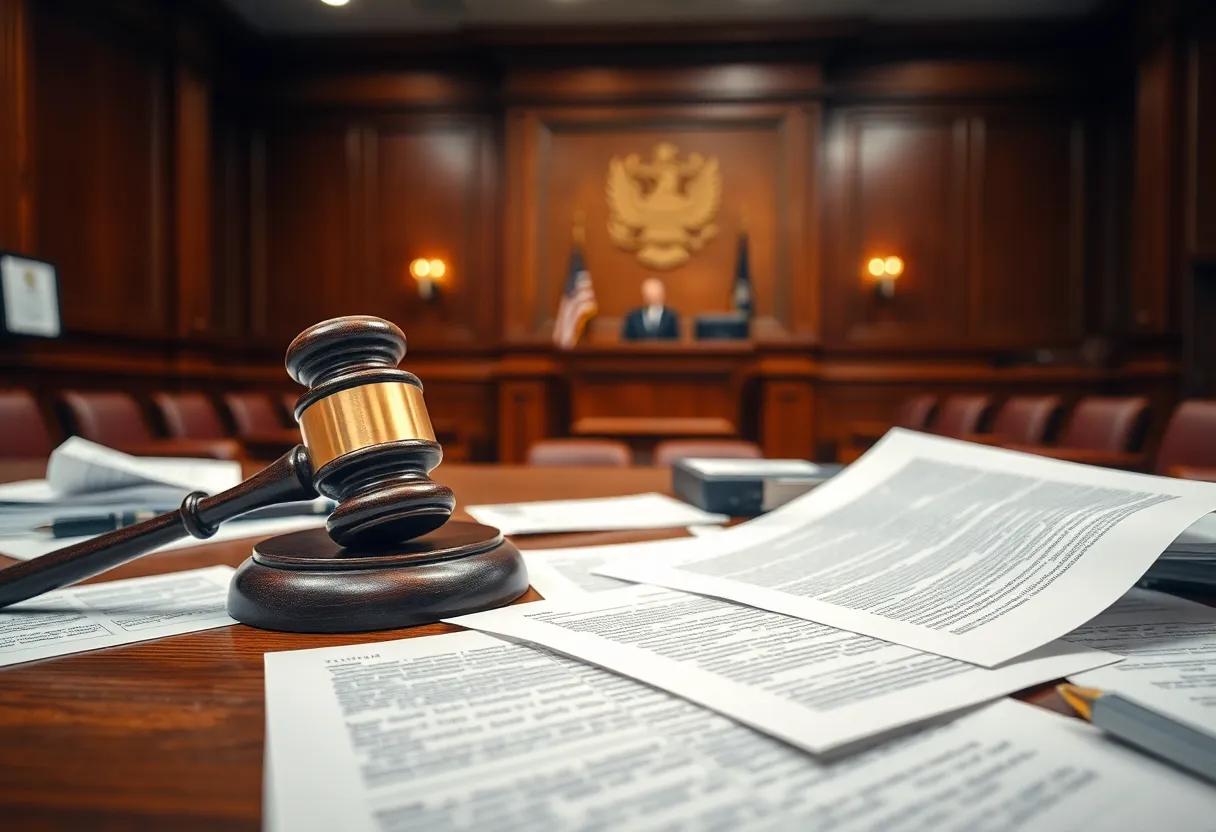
(409, 258, 447, 300)
(867, 256, 904, 299)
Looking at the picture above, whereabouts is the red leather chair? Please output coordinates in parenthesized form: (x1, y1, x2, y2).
(152, 392, 229, 440)
(0, 389, 55, 459)
(894, 394, 939, 431)
(963, 396, 1063, 446)
(281, 391, 301, 424)
(841, 394, 938, 462)
(526, 438, 632, 467)
(653, 439, 763, 468)
(223, 392, 291, 435)
(1005, 396, 1150, 469)
(59, 391, 240, 460)
(1155, 400, 1216, 480)
(223, 392, 301, 459)
(933, 396, 992, 439)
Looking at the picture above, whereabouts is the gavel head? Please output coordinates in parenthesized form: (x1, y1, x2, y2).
(284, 316, 454, 549)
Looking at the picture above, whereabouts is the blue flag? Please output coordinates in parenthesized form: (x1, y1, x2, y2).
(733, 232, 753, 317)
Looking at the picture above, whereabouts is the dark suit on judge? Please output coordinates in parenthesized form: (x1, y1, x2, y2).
(621, 306, 680, 340)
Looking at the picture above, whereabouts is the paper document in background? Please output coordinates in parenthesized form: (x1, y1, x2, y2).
(598, 429, 1216, 667)
(449, 584, 1118, 752)
(524, 544, 643, 599)
(46, 437, 241, 496)
(678, 458, 821, 476)
(1066, 588, 1216, 736)
(263, 631, 1216, 832)
(465, 492, 726, 536)
(0, 565, 235, 668)
(0, 514, 328, 562)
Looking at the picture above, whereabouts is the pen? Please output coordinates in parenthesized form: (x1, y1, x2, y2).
(33, 500, 335, 539)
(1057, 684, 1216, 785)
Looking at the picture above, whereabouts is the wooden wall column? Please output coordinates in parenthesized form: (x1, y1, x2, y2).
(497, 355, 560, 464)
(0, 0, 31, 251)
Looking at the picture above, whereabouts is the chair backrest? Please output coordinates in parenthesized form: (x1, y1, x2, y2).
(0, 389, 54, 459)
(59, 391, 154, 447)
(1059, 396, 1151, 452)
(281, 392, 300, 424)
(989, 395, 1063, 445)
(526, 438, 632, 467)
(653, 439, 763, 468)
(1155, 400, 1216, 474)
(223, 392, 287, 436)
(933, 396, 993, 439)
(895, 395, 938, 431)
(152, 392, 228, 440)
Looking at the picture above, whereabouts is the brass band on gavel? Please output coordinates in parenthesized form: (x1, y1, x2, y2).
(298, 381, 436, 471)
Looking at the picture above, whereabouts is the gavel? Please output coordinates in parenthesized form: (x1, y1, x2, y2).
(0, 316, 528, 632)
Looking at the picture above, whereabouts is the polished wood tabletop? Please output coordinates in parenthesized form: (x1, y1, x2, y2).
(0, 460, 1085, 829)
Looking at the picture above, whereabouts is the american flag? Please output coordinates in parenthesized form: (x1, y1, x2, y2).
(553, 247, 597, 349)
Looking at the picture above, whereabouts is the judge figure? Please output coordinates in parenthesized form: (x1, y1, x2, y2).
(621, 277, 680, 340)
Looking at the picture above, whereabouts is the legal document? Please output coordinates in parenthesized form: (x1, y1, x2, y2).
(1066, 588, 1216, 734)
(448, 584, 1118, 752)
(465, 492, 726, 535)
(524, 544, 649, 599)
(0, 565, 235, 668)
(263, 631, 1216, 831)
(45, 437, 241, 496)
(597, 429, 1216, 666)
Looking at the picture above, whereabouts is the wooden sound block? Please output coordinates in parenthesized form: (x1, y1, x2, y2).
(227, 521, 528, 633)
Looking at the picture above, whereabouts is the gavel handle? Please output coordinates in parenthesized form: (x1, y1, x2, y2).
(0, 446, 316, 609)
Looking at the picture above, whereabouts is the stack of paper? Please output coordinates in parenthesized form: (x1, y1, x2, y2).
(465, 492, 727, 536)
(261, 429, 1216, 828)
(1139, 513, 1216, 590)
(0, 437, 241, 535)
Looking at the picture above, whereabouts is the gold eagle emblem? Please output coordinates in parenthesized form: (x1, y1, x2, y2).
(606, 142, 721, 270)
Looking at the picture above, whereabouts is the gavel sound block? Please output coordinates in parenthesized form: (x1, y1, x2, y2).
(0, 316, 528, 633)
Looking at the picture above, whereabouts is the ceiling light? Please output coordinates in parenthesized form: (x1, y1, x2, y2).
(320, 0, 350, 6)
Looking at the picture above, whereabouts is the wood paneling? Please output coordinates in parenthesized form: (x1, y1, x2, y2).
(1188, 21, 1216, 260)
(825, 105, 1087, 349)
(32, 0, 168, 337)
(970, 113, 1084, 341)
(252, 101, 495, 352)
(1131, 39, 1183, 334)
(252, 121, 363, 345)
(825, 110, 967, 345)
(504, 79, 819, 345)
(0, 0, 31, 252)
(367, 118, 494, 349)
(175, 65, 212, 339)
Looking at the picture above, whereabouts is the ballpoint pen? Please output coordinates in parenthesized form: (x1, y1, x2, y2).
(32, 499, 335, 539)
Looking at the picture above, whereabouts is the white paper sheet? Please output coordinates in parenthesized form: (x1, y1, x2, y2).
(1064, 588, 1216, 735)
(0, 565, 236, 667)
(524, 546, 637, 599)
(448, 583, 1119, 752)
(263, 631, 1216, 832)
(679, 458, 821, 476)
(0, 515, 328, 561)
(46, 437, 241, 496)
(596, 429, 1216, 667)
(465, 492, 727, 536)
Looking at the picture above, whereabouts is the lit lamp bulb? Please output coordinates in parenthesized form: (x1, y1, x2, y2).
(867, 256, 903, 300)
(409, 258, 447, 300)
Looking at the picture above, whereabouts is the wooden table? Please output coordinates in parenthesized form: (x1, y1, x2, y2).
(0, 461, 1072, 829)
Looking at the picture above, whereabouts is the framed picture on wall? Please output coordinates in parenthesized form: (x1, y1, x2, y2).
(0, 252, 61, 338)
